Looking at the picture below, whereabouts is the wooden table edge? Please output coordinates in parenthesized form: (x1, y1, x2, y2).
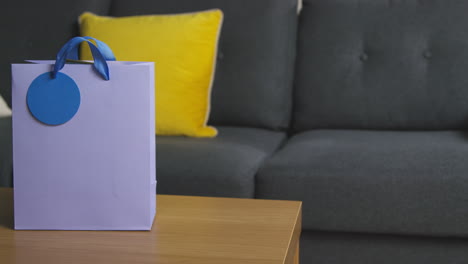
(283, 201, 302, 264)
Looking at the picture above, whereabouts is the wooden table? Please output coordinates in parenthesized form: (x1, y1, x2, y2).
(0, 188, 301, 264)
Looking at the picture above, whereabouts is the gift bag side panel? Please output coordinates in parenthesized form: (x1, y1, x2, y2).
(147, 62, 156, 228)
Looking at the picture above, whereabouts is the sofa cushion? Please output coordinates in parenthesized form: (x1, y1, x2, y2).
(79, 10, 223, 137)
(257, 130, 468, 236)
(0, 0, 111, 107)
(0, 117, 12, 187)
(110, 0, 298, 130)
(157, 126, 285, 198)
(294, 0, 468, 131)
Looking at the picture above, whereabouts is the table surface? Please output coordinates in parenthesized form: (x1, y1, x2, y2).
(0, 188, 301, 264)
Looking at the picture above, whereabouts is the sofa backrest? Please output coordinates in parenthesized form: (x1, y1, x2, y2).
(109, 0, 298, 130)
(0, 0, 298, 131)
(0, 0, 111, 108)
(294, 0, 468, 131)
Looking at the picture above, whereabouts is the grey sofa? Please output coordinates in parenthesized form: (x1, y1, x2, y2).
(2, 0, 468, 263)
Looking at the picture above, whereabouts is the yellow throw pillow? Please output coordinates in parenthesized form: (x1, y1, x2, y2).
(79, 10, 223, 137)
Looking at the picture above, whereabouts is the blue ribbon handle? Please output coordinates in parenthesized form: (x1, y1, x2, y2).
(52, 36, 116, 81)
(57, 36, 116, 61)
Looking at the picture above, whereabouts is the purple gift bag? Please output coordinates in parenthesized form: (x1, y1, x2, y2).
(11, 37, 156, 230)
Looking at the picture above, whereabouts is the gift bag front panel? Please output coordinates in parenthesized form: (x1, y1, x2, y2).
(12, 62, 155, 230)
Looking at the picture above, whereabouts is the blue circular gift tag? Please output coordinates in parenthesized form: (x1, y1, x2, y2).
(27, 72, 81, 125)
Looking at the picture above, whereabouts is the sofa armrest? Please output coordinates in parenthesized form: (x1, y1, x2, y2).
(0, 116, 12, 187)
